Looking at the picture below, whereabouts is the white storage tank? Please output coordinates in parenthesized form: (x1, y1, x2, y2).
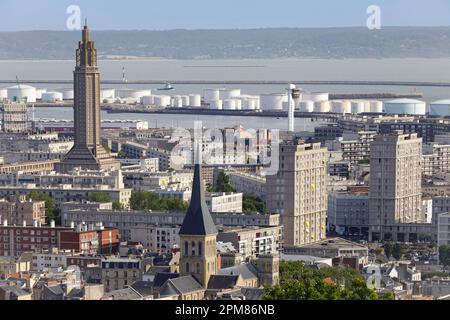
(209, 100, 223, 110)
(0, 88, 7, 100)
(369, 100, 383, 113)
(41, 91, 63, 102)
(58, 88, 74, 100)
(351, 101, 366, 114)
(36, 88, 47, 100)
(260, 93, 286, 111)
(235, 99, 242, 110)
(223, 99, 237, 110)
(204, 88, 220, 102)
(429, 100, 450, 116)
(299, 100, 314, 113)
(302, 92, 329, 102)
(189, 94, 202, 107)
(331, 100, 345, 113)
(314, 100, 331, 113)
(181, 95, 189, 106)
(117, 89, 151, 99)
(141, 95, 154, 105)
(384, 98, 426, 115)
(7, 85, 36, 103)
(219, 88, 241, 100)
(154, 95, 171, 107)
(101, 89, 116, 100)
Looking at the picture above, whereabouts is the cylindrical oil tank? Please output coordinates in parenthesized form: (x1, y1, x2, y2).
(302, 92, 329, 102)
(299, 100, 314, 112)
(351, 101, 365, 114)
(141, 95, 154, 105)
(219, 88, 241, 100)
(58, 88, 74, 100)
(189, 94, 201, 107)
(223, 99, 237, 110)
(117, 89, 151, 99)
(314, 100, 331, 113)
(210, 100, 223, 110)
(235, 99, 242, 110)
(7, 85, 36, 103)
(204, 88, 220, 102)
(181, 95, 189, 106)
(36, 88, 47, 100)
(331, 100, 344, 113)
(101, 89, 116, 100)
(0, 88, 8, 100)
(260, 93, 286, 111)
(429, 100, 450, 116)
(154, 95, 171, 107)
(370, 100, 383, 113)
(384, 99, 426, 115)
(41, 91, 63, 102)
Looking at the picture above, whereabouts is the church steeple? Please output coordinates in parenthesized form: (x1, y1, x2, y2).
(179, 143, 217, 236)
(179, 142, 218, 287)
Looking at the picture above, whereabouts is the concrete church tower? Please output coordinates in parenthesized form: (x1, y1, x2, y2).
(56, 21, 120, 173)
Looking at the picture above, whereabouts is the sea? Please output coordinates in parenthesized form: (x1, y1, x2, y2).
(2, 58, 450, 130)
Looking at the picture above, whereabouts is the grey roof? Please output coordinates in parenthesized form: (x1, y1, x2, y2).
(241, 287, 264, 300)
(161, 275, 203, 296)
(207, 275, 240, 290)
(102, 287, 143, 300)
(130, 280, 154, 297)
(45, 284, 65, 296)
(0, 285, 30, 297)
(179, 156, 217, 236)
(219, 263, 258, 280)
(153, 272, 179, 288)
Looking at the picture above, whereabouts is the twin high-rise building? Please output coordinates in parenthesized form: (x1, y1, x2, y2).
(56, 22, 119, 173)
(267, 140, 328, 247)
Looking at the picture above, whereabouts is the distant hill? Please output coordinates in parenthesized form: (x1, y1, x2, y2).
(1, 27, 450, 60)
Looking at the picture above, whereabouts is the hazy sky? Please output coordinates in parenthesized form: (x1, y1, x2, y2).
(1, 0, 450, 31)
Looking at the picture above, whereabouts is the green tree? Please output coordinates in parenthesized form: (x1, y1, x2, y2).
(129, 191, 188, 211)
(117, 150, 127, 158)
(112, 201, 123, 210)
(88, 192, 112, 203)
(243, 195, 266, 213)
(262, 261, 384, 300)
(102, 143, 111, 154)
(439, 245, 450, 267)
(383, 242, 393, 259)
(28, 190, 58, 224)
(214, 170, 236, 193)
(392, 243, 404, 260)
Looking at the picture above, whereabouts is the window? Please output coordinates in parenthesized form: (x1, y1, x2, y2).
(186, 262, 189, 273)
(184, 241, 188, 256)
(198, 242, 202, 256)
(191, 241, 196, 256)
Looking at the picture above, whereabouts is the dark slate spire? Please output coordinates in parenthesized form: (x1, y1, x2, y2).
(179, 143, 217, 236)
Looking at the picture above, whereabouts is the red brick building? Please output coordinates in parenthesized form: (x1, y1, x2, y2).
(0, 223, 119, 257)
